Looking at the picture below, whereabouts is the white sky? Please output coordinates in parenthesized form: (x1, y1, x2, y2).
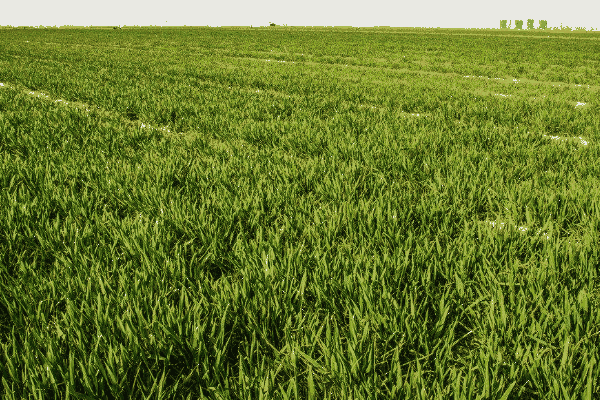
(3, 0, 598, 30)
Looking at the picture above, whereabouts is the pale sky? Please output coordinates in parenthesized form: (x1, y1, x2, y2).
(3, 0, 598, 30)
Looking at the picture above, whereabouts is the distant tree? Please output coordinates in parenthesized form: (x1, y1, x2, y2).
(269, 22, 277, 27)
(527, 19, 534, 29)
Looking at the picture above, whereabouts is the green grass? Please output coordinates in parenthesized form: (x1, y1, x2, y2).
(0, 27, 599, 399)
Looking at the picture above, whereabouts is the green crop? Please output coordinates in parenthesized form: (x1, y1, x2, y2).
(0, 26, 599, 399)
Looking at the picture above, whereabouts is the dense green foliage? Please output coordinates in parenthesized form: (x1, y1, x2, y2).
(1, 26, 599, 399)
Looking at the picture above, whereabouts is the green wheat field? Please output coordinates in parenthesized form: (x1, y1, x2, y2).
(1, 26, 599, 399)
